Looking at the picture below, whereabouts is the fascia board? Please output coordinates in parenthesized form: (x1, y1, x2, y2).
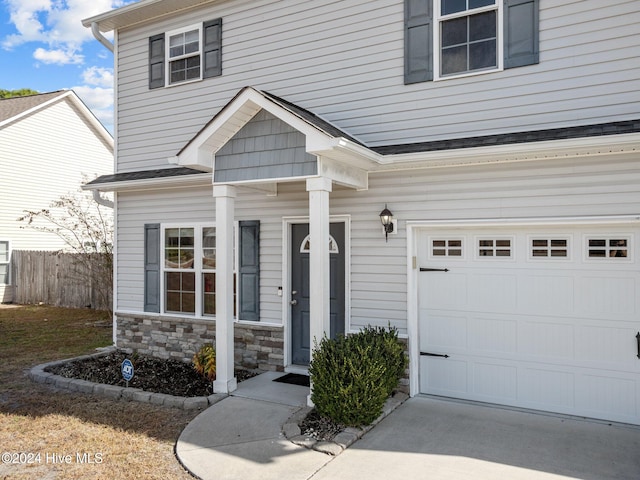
(373, 132, 640, 171)
(81, 173, 211, 192)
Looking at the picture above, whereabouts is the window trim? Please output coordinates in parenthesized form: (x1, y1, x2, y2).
(527, 235, 572, 261)
(433, 0, 504, 81)
(584, 234, 633, 262)
(429, 236, 465, 259)
(0, 240, 10, 285)
(474, 235, 515, 261)
(160, 223, 238, 318)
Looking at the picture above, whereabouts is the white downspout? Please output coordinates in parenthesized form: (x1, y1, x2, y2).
(91, 22, 114, 52)
(92, 189, 114, 209)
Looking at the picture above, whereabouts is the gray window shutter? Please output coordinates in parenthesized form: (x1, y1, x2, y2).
(238, 220, 260, 321)
(203, 18, 222, 78)
(504, 0, 539, 69)
(144, 224, 161, 312)
(149, 33, 165, 89)
(404, 0, 433, 84)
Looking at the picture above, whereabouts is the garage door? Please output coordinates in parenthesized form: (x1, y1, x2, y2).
(417, 224, 640, 425)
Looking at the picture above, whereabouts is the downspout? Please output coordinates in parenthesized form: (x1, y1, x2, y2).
(91, 22, 113, 52)
(92, 189, 114, 209)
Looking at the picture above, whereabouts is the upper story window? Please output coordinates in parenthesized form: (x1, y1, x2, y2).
(404, 0, 539, 84)
(437, 0, 500, 78)
(149, 18, 222, 89)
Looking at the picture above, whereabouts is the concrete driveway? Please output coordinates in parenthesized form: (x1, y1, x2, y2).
(312, 396, 640, 480)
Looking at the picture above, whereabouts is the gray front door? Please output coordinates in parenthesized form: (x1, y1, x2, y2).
(291, 222, 345, 365)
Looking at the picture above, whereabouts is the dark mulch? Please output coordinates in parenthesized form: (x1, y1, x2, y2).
(299, 408, 347, 441)
(46, 350, 257, 397)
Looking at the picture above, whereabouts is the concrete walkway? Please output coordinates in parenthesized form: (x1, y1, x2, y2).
(176, 373, 640, 480)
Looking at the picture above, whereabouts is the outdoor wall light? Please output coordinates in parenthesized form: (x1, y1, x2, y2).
(379, 204, 394, 242)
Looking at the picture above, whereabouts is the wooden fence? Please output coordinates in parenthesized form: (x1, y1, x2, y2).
(11, 250, 112, 311)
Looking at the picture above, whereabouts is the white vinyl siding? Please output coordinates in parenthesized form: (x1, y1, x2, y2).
(114, 0, 640, 172)
(114, 152, 640, 335)
(0, 98, 112, 252)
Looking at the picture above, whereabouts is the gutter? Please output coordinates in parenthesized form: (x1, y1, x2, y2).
(91, 22, 114, 52)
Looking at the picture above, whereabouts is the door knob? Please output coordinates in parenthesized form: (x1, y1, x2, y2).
(290, 299, 298, 306)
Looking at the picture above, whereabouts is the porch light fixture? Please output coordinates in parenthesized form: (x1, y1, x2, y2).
(379, 204, 394, 242)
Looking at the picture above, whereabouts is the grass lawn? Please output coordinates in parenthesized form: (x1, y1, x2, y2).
(0, 305, 200, 480)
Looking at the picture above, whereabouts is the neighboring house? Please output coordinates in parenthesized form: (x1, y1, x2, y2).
(0, 90, 114, 302)
(83, 0, 640, 424)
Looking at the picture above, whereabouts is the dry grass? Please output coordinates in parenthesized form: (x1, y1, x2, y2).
(0, 305, 200, 479)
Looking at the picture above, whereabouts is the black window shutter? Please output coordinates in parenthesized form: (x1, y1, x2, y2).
(203, 18, 222, 78)
(404, 0, 433, 84)
(149, 33, 165, 89)
(238, 220, 260, 321)
(144, 224, 161, 313)
(504, 0, 539, 69)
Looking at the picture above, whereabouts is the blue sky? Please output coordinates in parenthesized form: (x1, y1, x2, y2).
(0, 0, 135, 133)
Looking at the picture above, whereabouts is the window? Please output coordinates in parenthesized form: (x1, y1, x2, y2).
(149, 18, 222, 89)
(162, 226, 235, 316)
(530, 238, 568, 258)
(0, 241, 9, 284)
(437, 0, 499, 77)
(432, 238, 463, 257)
(145, 222, 259, 319)
(477, 238, 512, 257)
(168, 26, 201, 85)
(404, 0, 539, 83)
(587, 237, 630, 259)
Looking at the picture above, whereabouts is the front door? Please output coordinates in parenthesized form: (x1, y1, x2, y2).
(291, 222, 345, 365)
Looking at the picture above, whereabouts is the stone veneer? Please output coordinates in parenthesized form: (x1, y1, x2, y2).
(115, 312, 285, 372)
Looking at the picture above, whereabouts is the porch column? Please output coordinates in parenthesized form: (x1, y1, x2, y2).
(213, 185, 237, 393)
(306, 177, 332, 358)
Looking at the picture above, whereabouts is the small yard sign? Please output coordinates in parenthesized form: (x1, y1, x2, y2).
(121, 359, 134, 385)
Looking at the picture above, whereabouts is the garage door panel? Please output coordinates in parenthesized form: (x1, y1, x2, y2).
(519, 368, 575, 409)
(418, 224, 640, 425)
(576, 276, 636, 316)
(576, 374, 637, 419)
(419, 312, 467, 351)
(420, 356, 467, 395)
(419, 273, 467, 310)
(473, 363, 517, 401)
(575, 325, 636, 364)
(469, 273, 517, 312)
(518, 275, 575, 315)
(470, 316, 517, 354)
(520, 320, 575, 359)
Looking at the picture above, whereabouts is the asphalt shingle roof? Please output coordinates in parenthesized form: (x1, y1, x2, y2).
(0, 90, 67, 124)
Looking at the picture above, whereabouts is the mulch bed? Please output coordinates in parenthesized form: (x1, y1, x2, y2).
(45, 350, 257, 397)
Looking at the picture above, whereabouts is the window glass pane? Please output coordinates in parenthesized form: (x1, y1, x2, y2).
(0, 241, 8, 262)
(166, 228, 179, 247)
(469, 0, 495, 9)
(442, 45, 467, 75)
(166, 272, 181, 290)
(533, 239, 548, 247)
(469, 11, 495, 42)
(0, 265, 7, 284)
(182, 293, 196, 313)
(469, 39, 496, 70)
(204, 273, 215, 315)
(442, 17, 467, 47)
(449, 240, 462, 248)
(442, 0, 466, 15)
(589, 239, 606, 247)
(203, 227, 216, 269)
(166, 291, 181, 312)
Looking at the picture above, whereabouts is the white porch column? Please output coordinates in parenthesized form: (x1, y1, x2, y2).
(213, 185, 237, 394)
(306, 177, 332, 358)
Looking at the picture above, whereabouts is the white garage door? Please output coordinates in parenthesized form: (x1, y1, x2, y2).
(417, 224, 640, 425)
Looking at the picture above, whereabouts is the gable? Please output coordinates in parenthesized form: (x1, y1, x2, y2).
(214, 109, 317, 183)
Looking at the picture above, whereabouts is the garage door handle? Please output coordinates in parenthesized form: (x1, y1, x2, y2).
(421, 352, 450, 358)
(420, 268, 449, 272)
(636, 332, 640, 359)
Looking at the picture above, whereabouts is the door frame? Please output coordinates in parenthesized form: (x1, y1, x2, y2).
(406, 214, 640, 398)
(283, 215, 351, 372)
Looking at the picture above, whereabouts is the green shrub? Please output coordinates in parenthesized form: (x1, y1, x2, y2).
(309, 325, 407, 427)
(192, 343, 216, 381)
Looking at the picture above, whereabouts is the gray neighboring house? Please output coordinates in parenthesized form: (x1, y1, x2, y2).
(83, 0, 640, 425)
(0, 90, 113, 303)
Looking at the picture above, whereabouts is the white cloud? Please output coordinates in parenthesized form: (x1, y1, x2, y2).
(2, 1, 127, 57)
(82, 66, 113, 88)
(73, 85, 114, 133)
(33, 46, 83, 64)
